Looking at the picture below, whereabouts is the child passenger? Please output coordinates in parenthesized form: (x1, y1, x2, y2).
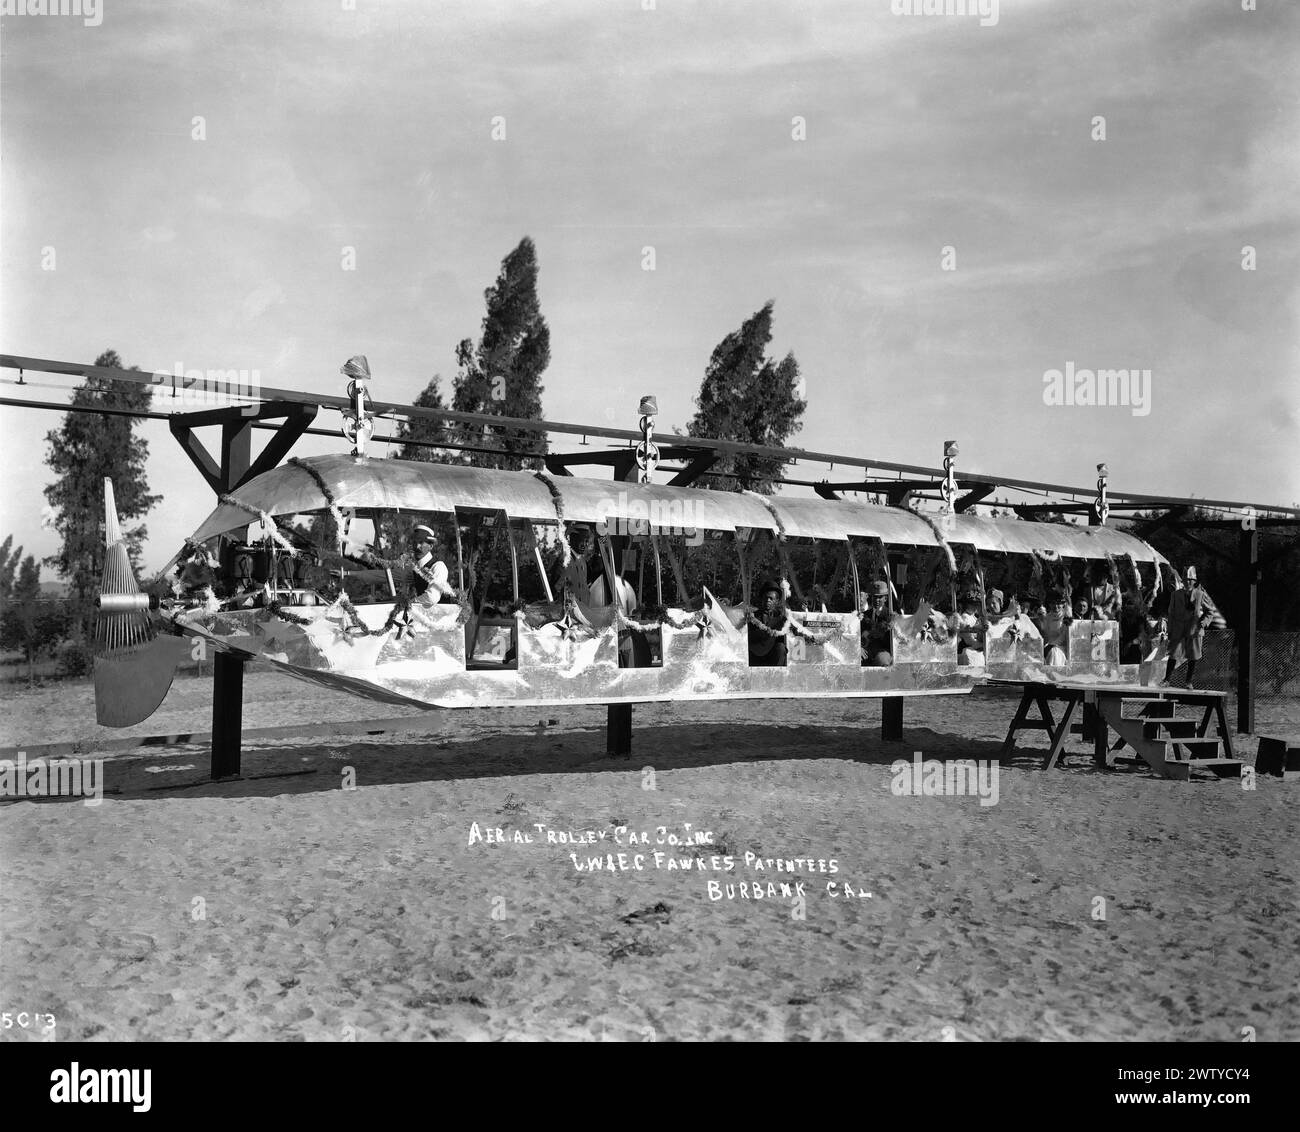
(1036, 592, 1071, 666)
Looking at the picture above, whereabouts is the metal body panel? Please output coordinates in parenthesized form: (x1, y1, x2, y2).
(173, 600, 978, 709)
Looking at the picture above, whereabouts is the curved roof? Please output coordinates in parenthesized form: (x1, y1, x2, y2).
(183, 454, 1165, 563)
(944, 514, 1166, 564)
(762, 497, 944, 546)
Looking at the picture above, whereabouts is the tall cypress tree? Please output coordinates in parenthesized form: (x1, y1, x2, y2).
(43, 349, 161, 640)
(451, 237, 551, 471)
(687, 301, 807, 493)
(395, 375, 450, 463)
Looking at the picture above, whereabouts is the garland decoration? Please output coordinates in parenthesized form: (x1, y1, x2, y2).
(533, 472, 572, 566)
(742, 610, 832, 644)
(218, 493, 298, 556)
(612, 605, 701, 634)
(909, 510, 958, 572)
(741, 490, 789, 542)
(289, 457, 345, 532)
(263, 583, 315, 625)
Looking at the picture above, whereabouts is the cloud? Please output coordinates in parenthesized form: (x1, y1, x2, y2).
(241, 280, 286, 321)
(141, 226, 176, 243)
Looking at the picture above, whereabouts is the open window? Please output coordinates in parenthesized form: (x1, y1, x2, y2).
(457, 507, 520, 671)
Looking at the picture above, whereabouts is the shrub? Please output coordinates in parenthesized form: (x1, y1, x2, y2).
(56, 638, 95, 677)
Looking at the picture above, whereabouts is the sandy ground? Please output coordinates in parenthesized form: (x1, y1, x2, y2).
(1, 670, 1298, 1042)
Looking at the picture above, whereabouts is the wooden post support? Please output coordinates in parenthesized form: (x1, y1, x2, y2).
(602, 442, 642, 759)
(211, 652, 245, 780)
(169, 402, 303, 781)
(1090, 697, 1110, 767)
(882, 697, 904, 741)
(1237, 526, 1258, 735)
(607, 703, 633, 757)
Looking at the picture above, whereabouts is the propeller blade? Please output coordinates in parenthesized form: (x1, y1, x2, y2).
(94, 635, 192, 727)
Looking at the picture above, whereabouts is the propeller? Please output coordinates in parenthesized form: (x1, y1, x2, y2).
(93, 478, 190, 727)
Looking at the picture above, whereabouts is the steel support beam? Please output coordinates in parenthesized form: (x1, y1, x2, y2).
(955, 484, 995, 512)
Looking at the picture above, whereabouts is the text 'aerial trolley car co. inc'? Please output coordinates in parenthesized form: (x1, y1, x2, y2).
(93, 425, 1174, 729)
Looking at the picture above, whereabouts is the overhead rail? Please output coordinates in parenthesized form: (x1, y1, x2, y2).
(4, 353, 1296, 517)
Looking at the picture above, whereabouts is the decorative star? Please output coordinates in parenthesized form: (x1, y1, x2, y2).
(552, 610, 582, 641)
(253, 616, 301, 654)
(695, 611, 714, 640)
(392, 608, 420, 642)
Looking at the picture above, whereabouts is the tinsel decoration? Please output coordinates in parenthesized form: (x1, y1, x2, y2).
(289, 457, 346, 532)
(910, 511, 958, 572)
(742, 610, 831, 644)
(217, 493, 298, 556)
(533, 472, 572, 565)
(741, 490, 788, 541)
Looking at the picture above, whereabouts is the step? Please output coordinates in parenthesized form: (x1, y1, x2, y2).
(1113, 753, 1242, 779)
(1184, 758, 1245, 780)
(1138, 712, 1181, 725)
(1144, 720, 1199, 739)
(1168, 737, 1223, 759)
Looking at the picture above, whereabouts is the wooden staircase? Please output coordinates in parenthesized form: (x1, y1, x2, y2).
(1097, 699, 1244, 781)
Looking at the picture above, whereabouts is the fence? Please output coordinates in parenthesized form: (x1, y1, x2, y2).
(1163, 630, 1300, 697)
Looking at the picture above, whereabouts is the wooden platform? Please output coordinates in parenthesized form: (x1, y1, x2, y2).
(990, 680, 1242, 780)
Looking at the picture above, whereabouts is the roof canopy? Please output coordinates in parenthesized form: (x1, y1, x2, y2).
(184, 454, 1165, 563)
(761, 497, 944, 546)
(944, 514, 1166, 564)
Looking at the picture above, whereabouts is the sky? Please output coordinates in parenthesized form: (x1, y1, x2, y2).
(2, 0, 1298, 573)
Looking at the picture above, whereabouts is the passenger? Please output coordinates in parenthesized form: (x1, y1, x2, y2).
(859, 580, 894, 667)
(748, 580, 790, 667)
(985, 588, 1005, 618)
(1164, 564, 1218, 688)
(1036, 591, 1071, 665)
(1072, 596, 1092, 622)
(956, 592, 986, 667)
(411, 524, 457, 606)
(1079, 562, 1120, 620)
(556, 527, 594, 605)
(178, 546, 217, 596)
(1118, 591, 1144, 664)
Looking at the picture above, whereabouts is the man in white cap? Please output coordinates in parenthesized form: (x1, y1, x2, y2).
(1164, 564, 1216, 687)
(411, 524, 456, 605)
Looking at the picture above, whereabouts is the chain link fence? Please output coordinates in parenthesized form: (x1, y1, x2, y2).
(1164, 630, 1300, 697)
